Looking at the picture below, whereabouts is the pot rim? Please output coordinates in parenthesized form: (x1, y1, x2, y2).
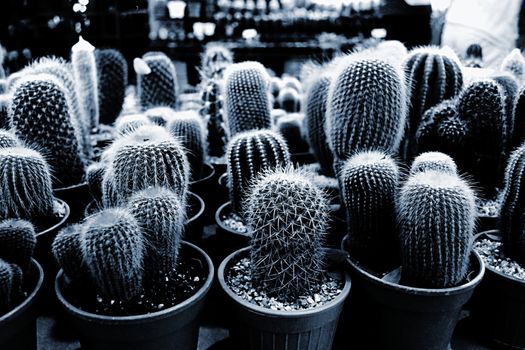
(218, 247, 352, 318)
(54, 181, 89, 193)
(186, 191, 205, 225)
(215, 201, 251, 238)
(189, 163, 215, 185)
(0, 259, 43, 322)
(55, 241, 214, 323)
(218, 172, 227, 187)
(342, 236, 485, 295)
(36, 198, 70, 238)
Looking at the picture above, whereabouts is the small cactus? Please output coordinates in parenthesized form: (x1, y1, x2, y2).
(277, 87, 301, 113)
(246, 167, 328, 299)
(398, 170, 475, 288)
(0, 259, 23, 313)
(410, 152, 458, 176)
(464, 44, 483, 68)
(223, 62, 272, 137)
(135, 52, 178, 110)
(52, 224, 84, 280)
(340, 151, 400, 272)
(0, 129, 19, 148)
(200, 79, 227, 157)
(274, 113, 309, 154)
(501, 48, 525, 85)
(227, 130, 291, 214)
(96, 48, 128, 125)
(114, 113, 152, 136)
(0, 146, 54, 220)
(0, 219, 36, 270)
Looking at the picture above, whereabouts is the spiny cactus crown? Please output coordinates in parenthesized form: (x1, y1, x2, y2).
(0, 219, 36, 270)
(136, 52, 178, 110)
(372, 40, 408, 65)
(410, 152, 458, 176)
(0, 146, 54, 220)
(464, 44, 483, 68)
(501, 48, 525, 84)
(398, 170, 475, 288)
(246, 167, 328, 299)
(96, 48, 128, 125)
(0, 129, 19, 148)
(115, 113, 152, 136)
(227, 129, 291, 214)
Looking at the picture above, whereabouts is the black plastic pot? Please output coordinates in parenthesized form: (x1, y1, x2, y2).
(189, 163, 216, 224)
(0, 259, 44, 350)
(470, 230, 525, 349)
(54, 181, 92, 223)
(184, 191, 205, 243)
(341, 235, 485, 350)
(212, 202, 250, 264)
(476, 214, 498, 233)
(219, 247, 352, 350)
(55, 241, 214, 350)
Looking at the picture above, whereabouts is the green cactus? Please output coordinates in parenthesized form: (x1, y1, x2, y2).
(135, 52, 178, 110)
(114, 113, 152, 136)
(96, 48, 128, 125)
(0, 259, 23, 313)
(227, 129, 291, 214)
(340, 151, 400, 272)
(398, 170, 475, 288)
(410, 152, 458, 176)
(10, 74, 86, 187)
(275, 113, 309, 154)
(52, 224, 85, 280)
(501, 48, 525, 85)
(200, 79, 227, 157)
(0, 129, 19, 148)
(246, 167, 328, 299)
(0, 146, 54, 220)
(0, 219, 36, 270)
(223, 61, 272, 137)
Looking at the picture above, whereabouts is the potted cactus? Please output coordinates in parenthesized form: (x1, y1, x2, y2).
(0, 219, 43, 350)
(274, 112, 314, 166)
(218, 167, 351, 350)
(341, 151, 485, 349)
(53, 187, 213, 350)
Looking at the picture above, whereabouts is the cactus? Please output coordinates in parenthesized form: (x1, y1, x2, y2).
(464, 44, 483, 68)
(200, 44, 233, 80)
(102, 125, 189, 206)
(275, 113, 309, 154)
(128, 187, 185, 285)
(373, 40, 408, 65)
(200, 79, 227, 157)
(282, 76, 302, 94)
(326, 54, 407, 164)
(86, 161, 106, 201)
(246, 167, 328, 299)
(223, 61, 272, 137)
(0, 219, 36, 270)
(410, 152, 458, 176)
(10, 74, 86, 187)
(340, 151, 400, 272)
(227, 130, 291, 214)
(493, 74, 518, 151)
(0, 146, 54, 220)
(144, 106, 175, 127)
(402, 47, 463, 160)
(0, 259, 23, 313)
(135, 52, 178, 110)
(512, 84, 525, 149)
(71, 36, 99, 131)
(0, 129, 19, 148)
(398, 170, 475, 288)
(115, 113, 152, 136)
(0, 79, 5, 93)
(501, 48, 525, 84)
(0, 94, 11, 129)
(96, 48, 128, 125)
(52, 224, 85, 279)
(269, 77, 283, 101)
(277, 87, 301, 113)
(167, 110, 206, 180)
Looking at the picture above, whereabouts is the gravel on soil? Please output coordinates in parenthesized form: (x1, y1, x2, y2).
(474, 239, 525, 280)
(222, 211, 249, 234)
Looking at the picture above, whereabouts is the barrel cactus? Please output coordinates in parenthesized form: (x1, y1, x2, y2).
(52, 224, 85, 280)
(464, 44, 483, 68)
(135, 52, 178, 110)
(86, 161, 106, 201)
(0, 94, 10, 129)
(96, 48, 128, 125)
(0, 219, 36, 270)
(493, 74, 518, 151)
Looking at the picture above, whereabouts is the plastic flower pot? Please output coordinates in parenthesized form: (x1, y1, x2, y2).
(219, 247, 352, 350)
(470, 230, 525, 349)
(0, 259, 44, 350)
(189, 163, 216, 224)
(54, 181, 92, 223)
(213, 202, 251, 263)
(184, 191, 205, 243)
(55, 241, 214, 350)
(341, 235, 485, 350)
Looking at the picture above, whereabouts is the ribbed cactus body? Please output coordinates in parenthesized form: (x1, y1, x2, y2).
(340, 151, 399, 271)
(410, 152, 458, 176)
(275, 113, 309, 154)
(0, 79, 5, 93)
(326, 55, 407, 162)
(277, 87, 301, 113)
(0, 147, 54, 220)
(227, 130, 291, 214)
(115, 113, 152, 136)
(167, 111, 206, 180)
(200, 79, 226, 157)
(136, 52, 178, 110)
(86, 161, 106, 201)
(0, 258, 23, 312)
(223, 62, 272, 137)
(512, 85, 525, 148)
(52, 224, 84, 279)
(10, 75, 86, 187)
(402, 47, 463, 160)
(0, 94, 10, 129)
(96, 49, 128, 125)
(0, 219, 36, 270)
(0, 129, 19, 148)
(398, 170, 475, 288)
(501, 49, 525, 84)
(72, 37, 99, 131)
(246, 168, 328, 299)
(80, 208, 144, 301)
(493, 74, 518, 151)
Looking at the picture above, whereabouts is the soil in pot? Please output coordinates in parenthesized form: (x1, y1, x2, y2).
(476, 198, 500, 232)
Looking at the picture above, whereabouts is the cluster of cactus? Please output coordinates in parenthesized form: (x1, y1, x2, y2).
(246, 167, 328, 299)
(167, 110, 206, 180)
(0, 219, 36, 313)
(402, 46, 463, 160)
(464, 44, 483, 68)
(200, 79, 227, 157)
(274, 113, 309, 154)
(71, 36, 99, 131)
(96, 48, 128, 125)
(227, 130, 290, 214)
(326, 53, 407, 170)
(135, 52, 178, 110)
(501, 48, 525, 85)
(9, 74, 86, 187)
(223, 62, 272, 137)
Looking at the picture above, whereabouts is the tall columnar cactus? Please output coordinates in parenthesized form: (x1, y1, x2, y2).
(304, 72, 334, 176)
(340, 151, 399, 272)
(0, 219, 36, 270)
(0, 258, 23, 313)
(96, 48, 128, 125)
(227, 130, 291, 214)
(223, 61, 272, 137)
(246, 167, 328, 299)
(128, 188, 184, 285)
(0, 147, 54, 220)
(200, 79, 227, 157)
(409, 152, 458, 176)
(79, 208, 145, 301)
(326, 54, 407, 166)
(398, 170, 476, 288)
(501, 48, 525, 85)
(52, 224, 85, 280)
(277, 87, 301, 113)
(71, 36, 99, 131)
(135, 52, 178, 110)
(0, 94, 10, 129)
(0, 129, 19, 148)
(102, 125, 189, 206)
(402, 47, 463, 160)
(114, 113, 152, 136)
(200, 44, 233, 80)
(10, 74, 86, 187)
(275, 113, 309, 154)
(167, 110, 206, 180)
(464, 44, 483, 68)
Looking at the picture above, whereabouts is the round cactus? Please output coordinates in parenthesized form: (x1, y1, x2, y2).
(200, 79, 227, 157)
(410, 152, 458, 176)
(0, 219, 36, 270)
(0, 94, 10, 129)
(96, 48, 128, 125)
(135, 52, 178, 110)
(464, 44, 483, 68)
(86, 161, 106, 201)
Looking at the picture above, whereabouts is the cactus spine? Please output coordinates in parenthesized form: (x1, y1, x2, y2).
(200, 79, 227, 157)
(52, 224, 85, 280)
(410, 152, 458, 176)
(114, 113, 152, 136)
(96, 48, 128, 125)
(0, 219, 36, 270)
